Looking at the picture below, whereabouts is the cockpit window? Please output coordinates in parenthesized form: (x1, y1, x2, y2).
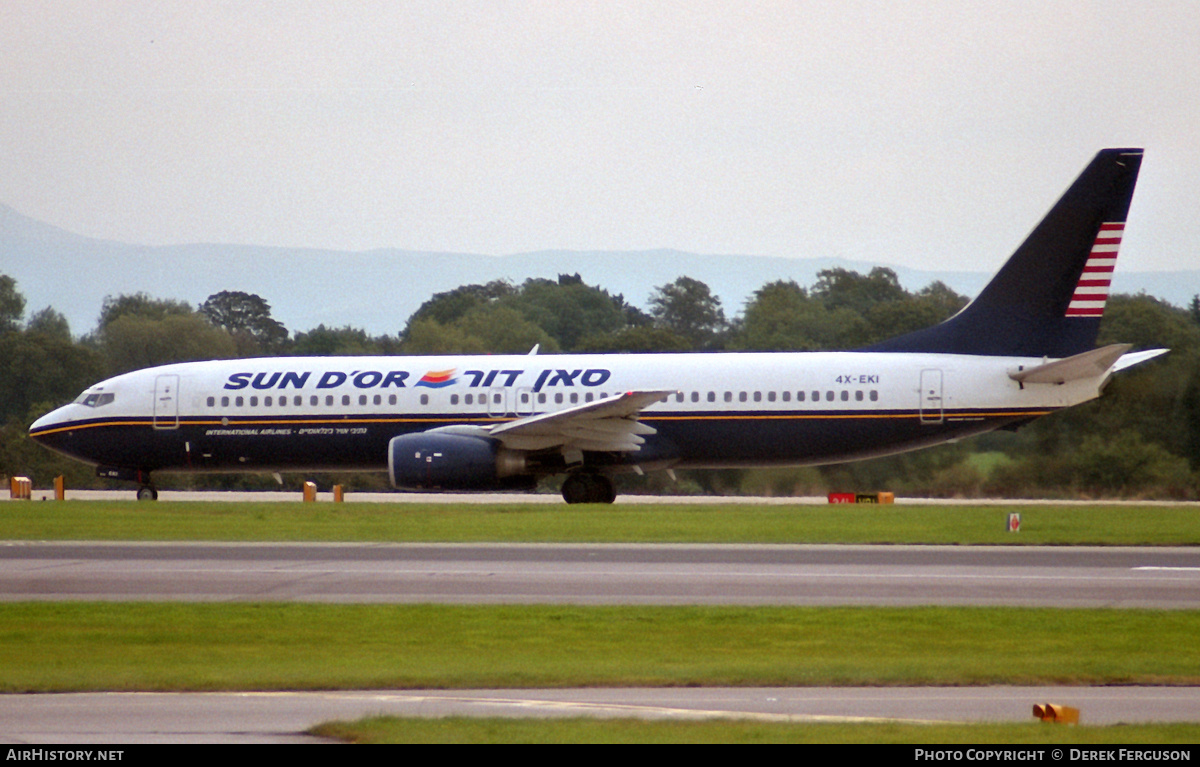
(75, 392, 115, 408)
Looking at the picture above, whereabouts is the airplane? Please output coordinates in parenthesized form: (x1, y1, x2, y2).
(29, 148, 1167, 503)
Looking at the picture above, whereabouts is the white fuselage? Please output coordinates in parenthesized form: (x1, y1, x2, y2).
(30, 350, 1100, 476)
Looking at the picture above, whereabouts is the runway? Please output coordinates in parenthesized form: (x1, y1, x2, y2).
(2, 541, 1198, 607)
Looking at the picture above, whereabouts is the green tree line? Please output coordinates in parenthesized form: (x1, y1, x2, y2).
(1, 269, 1195, 498)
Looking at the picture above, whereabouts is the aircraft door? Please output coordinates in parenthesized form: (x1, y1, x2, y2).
(153, 374, 180, 429)
(919, 369, 944, 424)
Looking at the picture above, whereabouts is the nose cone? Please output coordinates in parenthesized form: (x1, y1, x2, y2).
(30, 405, 71, 439)
(28, 404, 85, 460)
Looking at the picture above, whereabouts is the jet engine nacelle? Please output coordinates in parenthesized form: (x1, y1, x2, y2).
(388, 432, 534, 491)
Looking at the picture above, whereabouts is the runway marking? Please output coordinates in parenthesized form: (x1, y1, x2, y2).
(234, 691, 949, 725)
(1133, 566, 1200, 572)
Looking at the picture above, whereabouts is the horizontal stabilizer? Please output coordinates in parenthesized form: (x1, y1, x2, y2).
(1008, 344, 1131, 385)
(1112, 347, 1170, 373)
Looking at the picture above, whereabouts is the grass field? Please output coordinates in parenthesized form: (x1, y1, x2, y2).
(310, 717, 1200, 744)
(1, 499, 1198, 544)
(2, 603, 1198, 692)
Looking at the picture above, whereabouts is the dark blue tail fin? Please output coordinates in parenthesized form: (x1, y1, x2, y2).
(867, 148, 1143, 357)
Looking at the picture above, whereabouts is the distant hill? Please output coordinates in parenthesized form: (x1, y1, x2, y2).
(1, 203, 1194, 338)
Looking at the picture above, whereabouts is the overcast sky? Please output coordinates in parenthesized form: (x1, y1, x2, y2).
(2, 1, 1198, 275)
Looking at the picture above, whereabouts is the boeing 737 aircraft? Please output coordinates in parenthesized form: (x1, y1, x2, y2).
(30, 149, 1166, 503)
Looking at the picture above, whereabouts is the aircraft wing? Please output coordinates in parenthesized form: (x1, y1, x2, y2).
(486, 390, 675, 452)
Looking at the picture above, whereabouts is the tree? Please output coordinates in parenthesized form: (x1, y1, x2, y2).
(96, 292, 193, 330)
(575, 325, 693, 353)
(0, 280, 102, 423)
(403, 280, 517, 332)
(291, 324, 380, 356)
(200, 291, 289, 354)
(648, 276, 727, 349)
(1098, 294, 1200, 354)
(733, 280, 871, 351)
(401, 318, 491, 355)
(0, 324, 104, 423)
(811, 267, 907, 315)
(26, 307, 71, 339)
(100, 313, 237, 375)
(505, 276, 626, 350)
(0, 274, 26, 332)
(459, 304, 559, 353)
(858, 281, 969, 346)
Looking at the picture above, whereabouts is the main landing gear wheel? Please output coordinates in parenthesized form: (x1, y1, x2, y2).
(561, 473, 616, 505)
(136, 485, 158, 501)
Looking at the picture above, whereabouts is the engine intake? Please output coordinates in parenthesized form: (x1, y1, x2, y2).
(388, 432, 532, 491)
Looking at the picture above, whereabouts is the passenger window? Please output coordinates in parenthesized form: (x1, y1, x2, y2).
(569, 393, 578, 404)
(310, 396, 318, 406)
(207, 396, 215, 407)
(221, 396, 230, 407)
(675, 392, 684, 403)
(555, 393, 563, 404)
(707, 391, 715, 402)
(825, 391, 834, 402)
(235, 397, 244, 407)
(586, 392, 594, 402)
(358, 395, 367, 406)
(249, 396, 258, 407)
(691, 391, 699, 403)
(325, 395, 334, 406)
(797, 391, 805, 402)
(420, 394, 429, 405)
(840, 390, 849, 402)
(264, 396, 272, 407)
(294, 396, 302, 406)
(373, 394, 382, 406)
(812, 391, 820, 401)
(451, 394, 459, 405)
(739, 392, 747, 402)
(388, 394, 397, 405)
(753, 392, 762, 402)
(341, 395, 350, 406)
(781, 391, 790, 402)
(855, 390, 863, 401)
(725, 391, 732, 402)
(870, 390, 879, 402)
